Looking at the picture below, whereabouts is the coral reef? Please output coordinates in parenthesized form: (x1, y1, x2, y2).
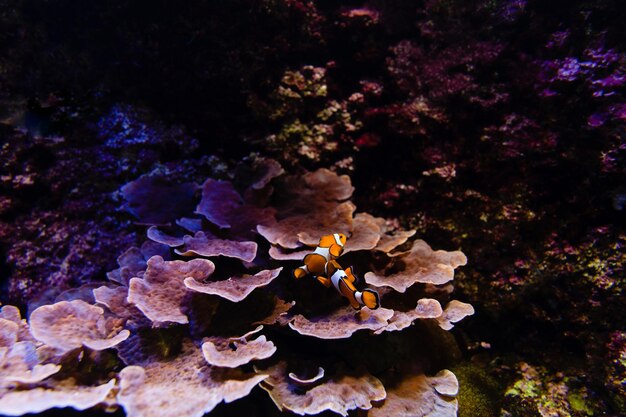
(0, 304, 119, 415)
(29, 300, 129, 352)
(1, 0, 623, 415)
(0, 104, 218, 306)
(0, 163, 470, 416)
(502, 362, 601, 417)
(248, 65, 366, 166)
(239, 2, 625, 415)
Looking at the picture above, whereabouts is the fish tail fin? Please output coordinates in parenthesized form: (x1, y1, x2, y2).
(293, 266, 308, 279)
(361, 289, 380, 310)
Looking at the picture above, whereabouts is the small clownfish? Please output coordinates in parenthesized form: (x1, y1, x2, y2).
(315, 260, 380, 310)
(293, 233, 348, 279)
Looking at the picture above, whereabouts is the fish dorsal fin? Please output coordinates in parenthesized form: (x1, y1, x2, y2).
(344, 267, 357, 284)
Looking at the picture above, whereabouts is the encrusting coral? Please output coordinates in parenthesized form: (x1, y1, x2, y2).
(0, 158, 471, 416)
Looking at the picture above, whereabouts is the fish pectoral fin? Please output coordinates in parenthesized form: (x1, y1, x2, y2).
(316, 276, 332, 288)
(293, 267, 308, 279)
(329, 244, 343, 258)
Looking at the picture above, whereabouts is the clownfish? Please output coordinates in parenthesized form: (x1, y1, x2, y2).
(293, 233, 347, 279)
(315, 260, 380, 310)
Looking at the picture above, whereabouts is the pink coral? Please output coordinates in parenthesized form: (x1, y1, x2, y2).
(184, 267, 283, 302)
(117, 340, 267, 417)
(201, 326, 276, 368)
(257, 361, 386, 416)
(175, 231, 258, 262)
(128, 256, 215, 325)
(289, 306, 395, 339)
(29, 300, 130, 353)
(365, 239, 467, 292)
(370, 371, 459, 417)
(0, 379, 116, 416)
(0, 160, 470, 416)
(0, 302, 119, 415)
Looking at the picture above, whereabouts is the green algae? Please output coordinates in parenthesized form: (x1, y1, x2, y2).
(568, 390, 595, 416)
(453, 362, 501, 417)
(501, 363, 606, 417)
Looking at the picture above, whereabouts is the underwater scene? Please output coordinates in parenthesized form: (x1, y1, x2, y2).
(0, 1, 624, 416)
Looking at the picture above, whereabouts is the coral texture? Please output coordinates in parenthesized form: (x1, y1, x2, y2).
(29, 300, 130, 352)
(0, 303, 118, 415)
(117, 340, 266, 417)
(258, 361, 386, 416)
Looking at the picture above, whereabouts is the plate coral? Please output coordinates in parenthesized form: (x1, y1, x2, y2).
(0, 163, 469, 416)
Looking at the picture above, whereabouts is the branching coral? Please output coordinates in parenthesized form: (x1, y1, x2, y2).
(0, 159, 471, 417)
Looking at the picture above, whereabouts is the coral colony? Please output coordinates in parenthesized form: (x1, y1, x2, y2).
(1, 1, 623, 416)
(0, 163, 471, 416)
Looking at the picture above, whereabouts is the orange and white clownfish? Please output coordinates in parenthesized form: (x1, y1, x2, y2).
(293, 233, 347, 279)
(316, 260, 380, 310)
